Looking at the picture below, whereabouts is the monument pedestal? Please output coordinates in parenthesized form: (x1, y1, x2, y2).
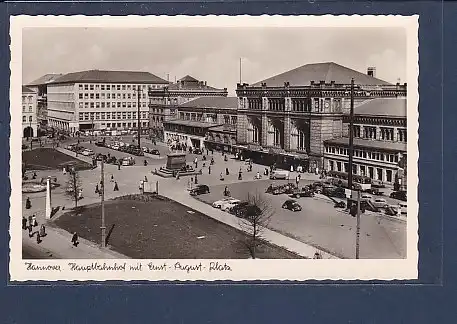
(154, 153, 201, 178)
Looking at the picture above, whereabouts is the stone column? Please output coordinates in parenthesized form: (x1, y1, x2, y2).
(261, 115, 268, 147)
(284, 116, 291, 150)
(236, 114, 247, 144)
(45, 177, 52, 220)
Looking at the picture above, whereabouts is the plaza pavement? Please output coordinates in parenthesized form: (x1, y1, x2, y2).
(22, 140, 406, 259)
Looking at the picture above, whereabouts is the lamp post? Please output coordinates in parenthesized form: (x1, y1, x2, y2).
(100, 159, 106, 247)
(136, 85, 142, 149)
(347, 78, 355, 210)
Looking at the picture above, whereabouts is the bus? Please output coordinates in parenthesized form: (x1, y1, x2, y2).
(326, 170, 372, 191)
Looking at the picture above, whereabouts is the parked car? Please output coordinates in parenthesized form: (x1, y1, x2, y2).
(372, 198, 388, 209)
(269, 170, 290, 180)
(189, 184, 210, 196)
(212, 197, 238, 208)
(399, 202, 407, 214)
(220, 199, 242, 211)
(390, 191, 407, 201)
(95, 153, 107, 161)
(82, 149, 94, 156)
(229, 202, 261, 218)
(149, 149, 160, 155)
(193, 148, 203, 155)
(121, 157, 135, 166)
(221, 200, 242, 212)
(361, 193, 372, 200)
(95, 140, 105, 147)
(106, 156, 117, 164)
(142, 147, 149, 153)
(290, 188, 315, 199)
(282, 199, 302, 212)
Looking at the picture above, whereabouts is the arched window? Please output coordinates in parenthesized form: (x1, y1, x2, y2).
(298, 129, 306, 150)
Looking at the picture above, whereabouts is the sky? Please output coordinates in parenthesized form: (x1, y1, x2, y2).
(22, 27, 407, 96)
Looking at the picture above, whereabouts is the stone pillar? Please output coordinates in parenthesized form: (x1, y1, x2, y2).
(45, 177, 52, 220)
(284, 116, 291, 150)
(261, 115, 268, 147)
(236, 114, 247, 144)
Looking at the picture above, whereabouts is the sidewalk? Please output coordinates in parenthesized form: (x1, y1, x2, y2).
(22, 221, 128, 259)
(159, 184, 340, 259)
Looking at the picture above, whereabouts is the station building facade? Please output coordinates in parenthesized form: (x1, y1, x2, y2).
(235, 62, 407, 172)
(323, 98, 407, 185)
(22, 86, 38, 138)
(148, 75, 228, 139)
(46, 70, 169, 134)
(162, 96, 238, 150)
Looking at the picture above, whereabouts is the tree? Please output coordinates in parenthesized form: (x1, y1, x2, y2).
(238, 191, 273, 259)
(65, 169, 82, 208)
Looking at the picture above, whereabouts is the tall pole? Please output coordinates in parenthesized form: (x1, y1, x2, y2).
(355, 189, 361, 259)
(347, 78, 355, 209)
(137, 85, 141, 149)
(100, 159, 106, 247)
(239, 57, 242, 84)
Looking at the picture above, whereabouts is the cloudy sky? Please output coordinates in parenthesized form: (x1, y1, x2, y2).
(23, 27, 406, 95)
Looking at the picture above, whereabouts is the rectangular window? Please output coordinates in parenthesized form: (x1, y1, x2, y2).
(84, 113, 89, 120)
(127, 102, 131, 108)
(117, 112, 122, 119)
(90, 84, 94, 90)
(106, 112, 110, 120)
(127, 112, 132, 119)
(95, 84, 100, 90)
(84, 84, 89, 90)
(133, 112, 137, 119)
(84, 102, 89, 109)
(22, 116, 26, 122)
(101, 102, 105, 108)
(101, 112, 105, 119)
(106, 84, 110, 90)
(79, 84, 83, 90)
(101, 85, 105, 90)
(95, 112, 100, 120)
(101, 93, 105, 99)
(79, 103, 83, 109)
(106, 102, 110, 108)
(127, 85, 131, 90)
(107, 93, 110, 99)
(90, 93, 94, 99)
(84, 93, 89, 99)
(95, 93, 100, 99)
(79, 112, 83, 120)
(79, 93, 83, 99)
(122, 85, 126, 90)
(127, 93, 131, 99)
(122, 94, 126, 99)
(133, 102, 136, 108)
(117, 85, 121, 91)
(143, 103, 146, 108)
(96, 102, 100, 108)
(117, 102, 121, 108)
(90, 102, 94, 108)
(122, 112, 127, 119)
(122, 102, 126, 108)
(29, 106, 32, 112)
(142, 93, 146, 99)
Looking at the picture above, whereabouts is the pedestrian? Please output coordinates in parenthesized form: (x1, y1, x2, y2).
(256, 171, 260, 180)
(71, 232, 79, 246)
(208, 165, 211, 174)
(36, 232, 41, 244)
(224, 155, 228, 162)
(28, 215, 32, 227)
(238, 171, 242, 180)
(32, 214, 38, 227)
(144, 175, 148, 182)
(114, 181, 119, 191)
(39, 224, 46, 237)
(110, 174, 114, 182)
(176, 172, 180, 180)
(95, 184, 99, 194)
(78, 189, 83, 200)
(290, 165, 294, 172)
(22, 216, 27, 230)
(226, 167, 229, 176)
(194, 175, 198, 184)
(220, 172, 224, 181)
(206, 149, 209, 155)
(25, 197, 32, 209)
(63, 167, 67, 175)
(118, 162, 121, 171)
(224, 186, 230, 196)
(28, 225, 33, 238)
(194, 157, 198, 168)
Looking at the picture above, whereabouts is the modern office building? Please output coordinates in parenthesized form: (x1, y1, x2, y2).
(26, 73, 64, 128)
(323, 98, 407, 185)
(235, 62, 407, 172)
(149, 75, 228, 139)
(22, 86, 38, 138)
(46, 70, 169, 134)
(163, 96, 238, 150)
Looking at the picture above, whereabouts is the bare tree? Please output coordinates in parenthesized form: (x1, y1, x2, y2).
(238, 191, 273, 259)
(65, 169, 82, 208)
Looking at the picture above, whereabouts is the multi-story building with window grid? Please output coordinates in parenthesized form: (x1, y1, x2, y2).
(46, 70, 169, 134)
(323, 98, 407, 185)
(22, 86, 38, 138)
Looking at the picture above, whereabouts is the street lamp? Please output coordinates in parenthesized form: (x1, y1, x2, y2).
(136, 85, 142, 149)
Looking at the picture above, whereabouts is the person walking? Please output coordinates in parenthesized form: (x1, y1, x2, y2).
(208, 165, 211, 174)
(39, 224, 46, 237)
(114, 181, 119, 191)
(144, 175, 148, 182)
(220, 172, 224, 181)
(28, 224, 33, 238)
(28, 215, 33, 228)
(194, 157, 198, 169)
(63, 167, 67, 175)
(238, 170, 242, 180)
(36, 232, 41, 244)
(110, 174, 114, 182)
(95, 184, 100, 194)
(118, 162, 121, 171)
(22, 216, 27, 230)
(32, 214, 38, 227)
(256, 171, 261, 180)
(71, 232, 79, 246)
(226, 167, 230, 176)
(25, 197, 31, 209)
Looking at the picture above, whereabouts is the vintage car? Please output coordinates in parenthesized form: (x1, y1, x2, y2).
(121, 157, 135, 166)
(290, 188, 315, 199)
(189, 184, 210, 196)
(212, 197, 238, 208)
(269, 170, 290, 180)
(281, 199, 302, 212)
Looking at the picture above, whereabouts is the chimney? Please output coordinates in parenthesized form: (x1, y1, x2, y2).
(367, 67, 376, 78)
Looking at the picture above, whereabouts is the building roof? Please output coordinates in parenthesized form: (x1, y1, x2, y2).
(27, 73, 64, 86)
(164, 120, 221, 128)
(22, 86, 35, 93)
(50, 70, 169, 84)
(180, 96, 238, 109)
(166, 82, 225, 92)
(325, 137, 407, 152)
(354, 98, 406, 118)
(252, 62, 392, 87)
(178, 75, 199, 82)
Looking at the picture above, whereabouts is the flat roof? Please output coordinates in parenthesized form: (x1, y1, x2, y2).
(354, 98, 406, 118)
(50, 70, 169, 84)
(180, 96, 237, 109)
(325, 137, 407, 152)
(164, 119, 221, 128)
